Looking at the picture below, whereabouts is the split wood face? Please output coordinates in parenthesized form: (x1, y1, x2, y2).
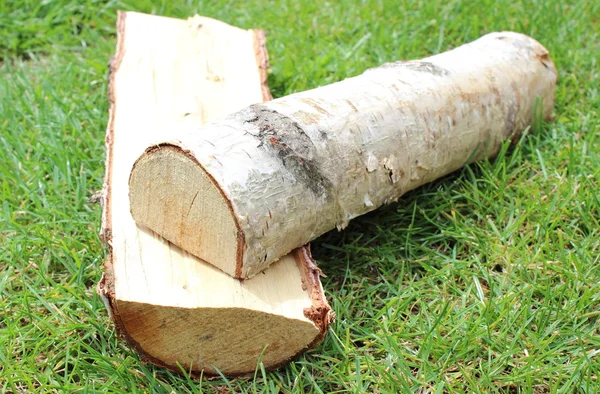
(99, 11, 332, 378)
(129, 31, 557, 279)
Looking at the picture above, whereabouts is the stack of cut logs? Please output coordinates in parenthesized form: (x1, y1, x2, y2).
(97, 11, 556, 377)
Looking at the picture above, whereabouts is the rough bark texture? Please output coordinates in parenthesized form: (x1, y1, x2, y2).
(130, 32, 557, 279)
(97, 11, 332, 378)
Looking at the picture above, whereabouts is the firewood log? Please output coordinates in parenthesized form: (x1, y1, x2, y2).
(129, 32, 557, 278)
(97, 11, 332, 377)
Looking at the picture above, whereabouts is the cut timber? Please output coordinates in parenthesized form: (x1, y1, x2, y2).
(96, 11, 332, 377)
(129, 32, 558, 279)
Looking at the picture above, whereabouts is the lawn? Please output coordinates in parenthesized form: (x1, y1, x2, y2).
(1, 0, 599, 392)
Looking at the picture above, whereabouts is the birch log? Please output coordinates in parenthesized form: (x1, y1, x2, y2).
(129, 32, 557, 279)
(97, 11, 332, 377)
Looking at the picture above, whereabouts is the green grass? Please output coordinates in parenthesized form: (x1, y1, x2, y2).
(1, 0, 599, 392)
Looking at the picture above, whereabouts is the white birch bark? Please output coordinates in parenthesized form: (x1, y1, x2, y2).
(129, 32, 557, 278)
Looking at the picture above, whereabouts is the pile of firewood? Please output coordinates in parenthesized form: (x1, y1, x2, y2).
(97, 11, 556, 377)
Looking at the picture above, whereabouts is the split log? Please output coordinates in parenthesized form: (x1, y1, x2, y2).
(97, 11, 332, 377)
(129, 32, 557, 279)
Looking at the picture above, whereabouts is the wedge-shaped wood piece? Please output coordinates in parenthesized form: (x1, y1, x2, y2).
(129, 32, 557, 279)
(97, 11, 332, 377)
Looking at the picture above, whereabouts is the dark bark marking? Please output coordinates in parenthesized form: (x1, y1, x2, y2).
(241, 105, 332, 199)
(402, 61, 450, 77)
(375, 60, 450, 77)
(300, 97, 332, 116)
(344, 99, 359, 112)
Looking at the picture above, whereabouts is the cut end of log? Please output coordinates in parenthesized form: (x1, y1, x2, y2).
(129, 144, 243, 278)
(118, 303, 320, 376)
(98, 245, 332, 377)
